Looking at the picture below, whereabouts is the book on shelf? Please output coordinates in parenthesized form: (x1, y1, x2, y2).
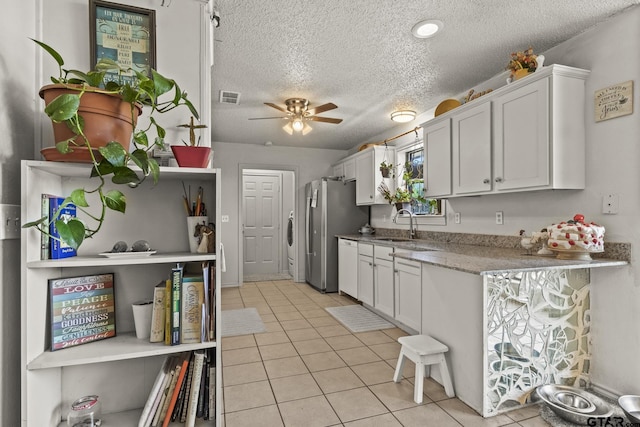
(170, 265, 183, 345)
(162, 353, 190, 427)
(202, 262, 216, 341)
(150, 356, 176, 427)
(185, 350, 206, 427)
(181, 271, 204, 344)
(138, 356, 172, 427)
(49, 273, 116, 351)
(48, 195, 77, 259)
(40, 193, 54, 260)
(179, 351, 197, 423)
(150, 281, 166, 343)
(164, 279, 171, 345)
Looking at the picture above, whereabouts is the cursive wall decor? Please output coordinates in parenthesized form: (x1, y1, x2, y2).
(594, 80, 633, 122)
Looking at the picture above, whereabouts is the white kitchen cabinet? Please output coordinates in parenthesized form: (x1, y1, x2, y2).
(338, 238, 358, 298)
(394, 258, 422, 332)
(343, 158, 356, 181)
(21, 161, 222, 427)
(452, 100, 493, 195)
(426, 64, 588, 197)
(493, 70, 587, 192)
(422, 118, 452, 198)
(332, 162, 345, 180)
(355, 146, 392, 205)
(373, 245, 394, 318)
(357, 243, 374, 306)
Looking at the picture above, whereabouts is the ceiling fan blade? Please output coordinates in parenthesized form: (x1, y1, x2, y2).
(248, 116, 288, 120)
(306, 102, 337, 116)
(308, 116, 343, 124)
(265, 102, 287, 113)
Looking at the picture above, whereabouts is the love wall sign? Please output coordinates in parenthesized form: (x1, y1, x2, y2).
(49, 273, 116, 351)
(594, 80, 633, 122)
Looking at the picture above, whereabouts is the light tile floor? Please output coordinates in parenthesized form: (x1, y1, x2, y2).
(221, 280, 552, 427)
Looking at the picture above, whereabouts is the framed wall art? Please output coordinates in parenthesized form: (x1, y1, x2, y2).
(594, 80, 633, 122)
(89, 0, 156, 84)
(49, 273, 116, 351)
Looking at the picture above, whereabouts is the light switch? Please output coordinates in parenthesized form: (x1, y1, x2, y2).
(0, 204, 21, 240)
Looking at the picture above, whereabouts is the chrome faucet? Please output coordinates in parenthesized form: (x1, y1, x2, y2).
(394, 208, 416, 239)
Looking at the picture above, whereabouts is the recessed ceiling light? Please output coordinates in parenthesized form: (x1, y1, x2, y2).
(412, 19, 443, 39)
(390, 110, 416, 123)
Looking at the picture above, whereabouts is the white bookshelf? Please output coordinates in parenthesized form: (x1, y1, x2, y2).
(21, 161, 222, 427)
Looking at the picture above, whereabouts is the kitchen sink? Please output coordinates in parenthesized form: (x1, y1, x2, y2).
(373, 237, 413, 242)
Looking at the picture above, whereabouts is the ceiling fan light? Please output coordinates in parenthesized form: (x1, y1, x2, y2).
(292, 118, 304, 132)
(390, 110, 416, 123)
(283, 122, 294, 135)
(412, 19, 443, 39)
(302, 122, 313, 135)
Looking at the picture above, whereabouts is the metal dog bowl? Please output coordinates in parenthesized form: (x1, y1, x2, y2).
(618, 395, 640, 424)
(536, 385, 613, 425)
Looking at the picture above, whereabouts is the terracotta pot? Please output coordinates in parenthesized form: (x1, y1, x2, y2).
(39, 84, 142, 162)
(171, 146, 212, 168)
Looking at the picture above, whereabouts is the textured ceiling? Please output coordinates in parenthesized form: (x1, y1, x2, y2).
(211, 0, 639, 151)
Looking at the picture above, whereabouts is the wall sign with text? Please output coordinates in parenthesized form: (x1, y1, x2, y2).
(89, 0, 156, 84)
(594, 80, 633, 122)
(49, 273, 116, 351)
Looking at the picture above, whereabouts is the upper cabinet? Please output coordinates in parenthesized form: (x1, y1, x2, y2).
(422, 64, 590, 198)
(423, 118, 452, 198)
(356, 145, 392, 205)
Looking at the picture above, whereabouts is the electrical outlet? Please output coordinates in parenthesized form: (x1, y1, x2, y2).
(0, 204, 21, 240)
(496, 211, 504, 225)
(602, 194, 619, 214)
(221, 215, 229, 223)
(454, 212, 461, 224)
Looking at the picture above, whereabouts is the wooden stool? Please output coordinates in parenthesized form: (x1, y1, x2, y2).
(393, 335, 455, 403)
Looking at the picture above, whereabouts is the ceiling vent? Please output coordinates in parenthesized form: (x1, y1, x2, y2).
(219, 90, 241, 105)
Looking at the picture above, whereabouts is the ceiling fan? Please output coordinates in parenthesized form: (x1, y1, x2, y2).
(249, 98, 342, 135)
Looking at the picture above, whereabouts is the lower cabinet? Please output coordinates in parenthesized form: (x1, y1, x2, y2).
(373, 246, 394, 318)
(357, 243, 374, 306)
(394, 258, 422, 331)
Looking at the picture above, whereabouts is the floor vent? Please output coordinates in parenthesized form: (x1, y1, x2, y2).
(219, 90, 241, 105)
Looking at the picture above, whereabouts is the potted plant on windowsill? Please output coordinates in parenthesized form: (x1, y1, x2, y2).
(23, 39, 199, 250)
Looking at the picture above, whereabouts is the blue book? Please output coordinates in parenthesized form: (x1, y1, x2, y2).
(49, 196, 77, 259)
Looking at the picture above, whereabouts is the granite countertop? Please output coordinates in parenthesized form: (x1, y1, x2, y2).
(337, 234, 629, 275)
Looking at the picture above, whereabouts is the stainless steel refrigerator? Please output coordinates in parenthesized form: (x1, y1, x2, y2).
(305, 177, 369, 292)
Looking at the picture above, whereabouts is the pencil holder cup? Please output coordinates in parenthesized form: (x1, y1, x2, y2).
(186, 216, 208, 253)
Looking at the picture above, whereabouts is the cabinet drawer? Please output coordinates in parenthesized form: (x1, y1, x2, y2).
(374, 244, 394, 261)
(358, 242, 373, 256)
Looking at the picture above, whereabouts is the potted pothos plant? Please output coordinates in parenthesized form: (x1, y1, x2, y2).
(379, 160, 394, 178)
(23, 39, 199, 250)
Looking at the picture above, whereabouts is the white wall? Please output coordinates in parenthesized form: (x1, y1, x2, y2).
(211, 141, 347, 285)
(369, 8, 640, 395)
(0, 2, 37, 424)
(39, 0, 207, 154)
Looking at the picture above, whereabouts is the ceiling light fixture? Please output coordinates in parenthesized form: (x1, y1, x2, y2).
(292, 117, 304, 132)
(411, 19, 443, 39)
(390, 110, 417, 123)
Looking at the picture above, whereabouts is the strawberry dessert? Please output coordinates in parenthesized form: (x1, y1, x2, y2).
(548, 214, 605, 254)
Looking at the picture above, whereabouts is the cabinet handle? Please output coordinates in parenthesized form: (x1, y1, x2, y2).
(483, 179, 490, 184)
(368, 262, 373, 266)
(370, 195, 373, 199)
(495, 177, 503, 183)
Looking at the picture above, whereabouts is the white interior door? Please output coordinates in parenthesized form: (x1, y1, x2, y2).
(243, 173, 281, 276)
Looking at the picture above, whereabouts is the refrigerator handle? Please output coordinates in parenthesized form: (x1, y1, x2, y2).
(305, 195, 312, 255)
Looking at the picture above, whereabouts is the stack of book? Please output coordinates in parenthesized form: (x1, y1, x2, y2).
(138, 349, 216, 427)
(149, 262, 216, 345)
